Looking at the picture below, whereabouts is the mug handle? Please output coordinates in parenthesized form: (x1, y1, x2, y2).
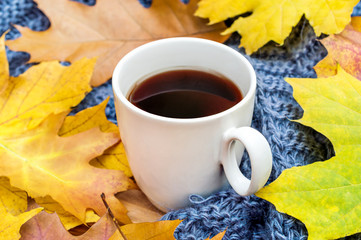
(221, 127, 272, 196)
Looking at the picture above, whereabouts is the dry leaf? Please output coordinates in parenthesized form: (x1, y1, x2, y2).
(195, 0, 358, 54)
(20, 209, 116, 240)
(116, 189, 164, 223)
(314, 16, 361, 80)
(257, 66, 361, 239)
(35, 195, 100, 230)
(6, 0, 229, 86)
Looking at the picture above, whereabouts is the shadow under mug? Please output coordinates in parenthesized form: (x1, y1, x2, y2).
(112, 37, 272, 212)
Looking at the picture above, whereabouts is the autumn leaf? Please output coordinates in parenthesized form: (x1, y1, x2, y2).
(195, 0, 358, 54)
(0, 107, 132, 225)
(0, 179, 99, 237)
(0, 183, 42, 240)
(113, 220, 224, 240)
(59, 97, 118, 136)
(109, 219, 182, 240)
(1, 208, 43, 240)
(20, 209, 116, 240)
(59, 97, 132, 177)
(256, 66, 361, 239)
(35, 195, 100, 230)
(314, 16, 361, 80)
(0, 31, 132, 225)
(205, 230, 226, 240)
(0, 111, 129, 224)
(116, 189, 164, 223)
(6, 0, 229, 86)
(0, 33, 95, 136)
(90, 143, 132, 177)
(0, 177, 28, 216)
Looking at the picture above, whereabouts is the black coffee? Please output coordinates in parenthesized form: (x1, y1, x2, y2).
(127, 69, 243, 118)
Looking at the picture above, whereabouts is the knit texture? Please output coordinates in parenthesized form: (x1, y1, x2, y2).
(1, 1, 360, 239)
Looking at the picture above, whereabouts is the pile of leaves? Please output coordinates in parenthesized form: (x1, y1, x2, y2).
(2, 0, 361, 239)
(0, 33, 186, 238)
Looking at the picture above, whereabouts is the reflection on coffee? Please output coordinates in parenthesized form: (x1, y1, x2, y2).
(127, 69, 243, 118)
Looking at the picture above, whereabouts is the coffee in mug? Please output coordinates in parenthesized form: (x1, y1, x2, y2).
(112, 37, 272, 212)
(127, 68, 243, 118)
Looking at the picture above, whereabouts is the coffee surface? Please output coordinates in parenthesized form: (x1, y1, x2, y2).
(128, 69, 242, 118)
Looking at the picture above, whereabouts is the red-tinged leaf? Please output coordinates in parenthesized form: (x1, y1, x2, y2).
(315, 16, 361, 80)
(116, 189, 164, 223)
(20, 211, 116, 240)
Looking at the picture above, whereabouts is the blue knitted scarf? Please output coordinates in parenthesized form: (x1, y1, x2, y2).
(1, 1, 361, 239)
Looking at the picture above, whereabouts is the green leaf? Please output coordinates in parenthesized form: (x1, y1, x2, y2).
(256, 66, 361, 240)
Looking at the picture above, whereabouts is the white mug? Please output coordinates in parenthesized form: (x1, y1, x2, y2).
(112, 37, 272, 212)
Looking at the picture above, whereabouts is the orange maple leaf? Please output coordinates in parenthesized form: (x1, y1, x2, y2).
(314, 16, 361, 80)
(109, 219, 182, 240)
(6, 0, 229, 86)
(0, 56, 95, 136)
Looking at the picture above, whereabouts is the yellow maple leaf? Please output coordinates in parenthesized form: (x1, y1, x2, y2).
(195, 0, 358, 54)
(0, 35, 95, 136)
(59, 98, 132, 177)
(6, 0, 228, 86)
(0, 111, 130, 224)
(0, 208, 43, 240)
(111, 220, 224, 240)
(0, 181, 42, 240)
(256, 66, 361, 239)
(0, 177, 28, 216)
(109, 219, 182, 240)
(90, 143, 132, 177)
(0, 34, 131, 224)
(59, 97, 118, 136)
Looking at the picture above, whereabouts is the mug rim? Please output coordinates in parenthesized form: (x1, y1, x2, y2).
(112, 37, 256, 124)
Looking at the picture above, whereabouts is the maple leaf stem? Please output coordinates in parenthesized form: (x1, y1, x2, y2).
(100, 193, 128, 240)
